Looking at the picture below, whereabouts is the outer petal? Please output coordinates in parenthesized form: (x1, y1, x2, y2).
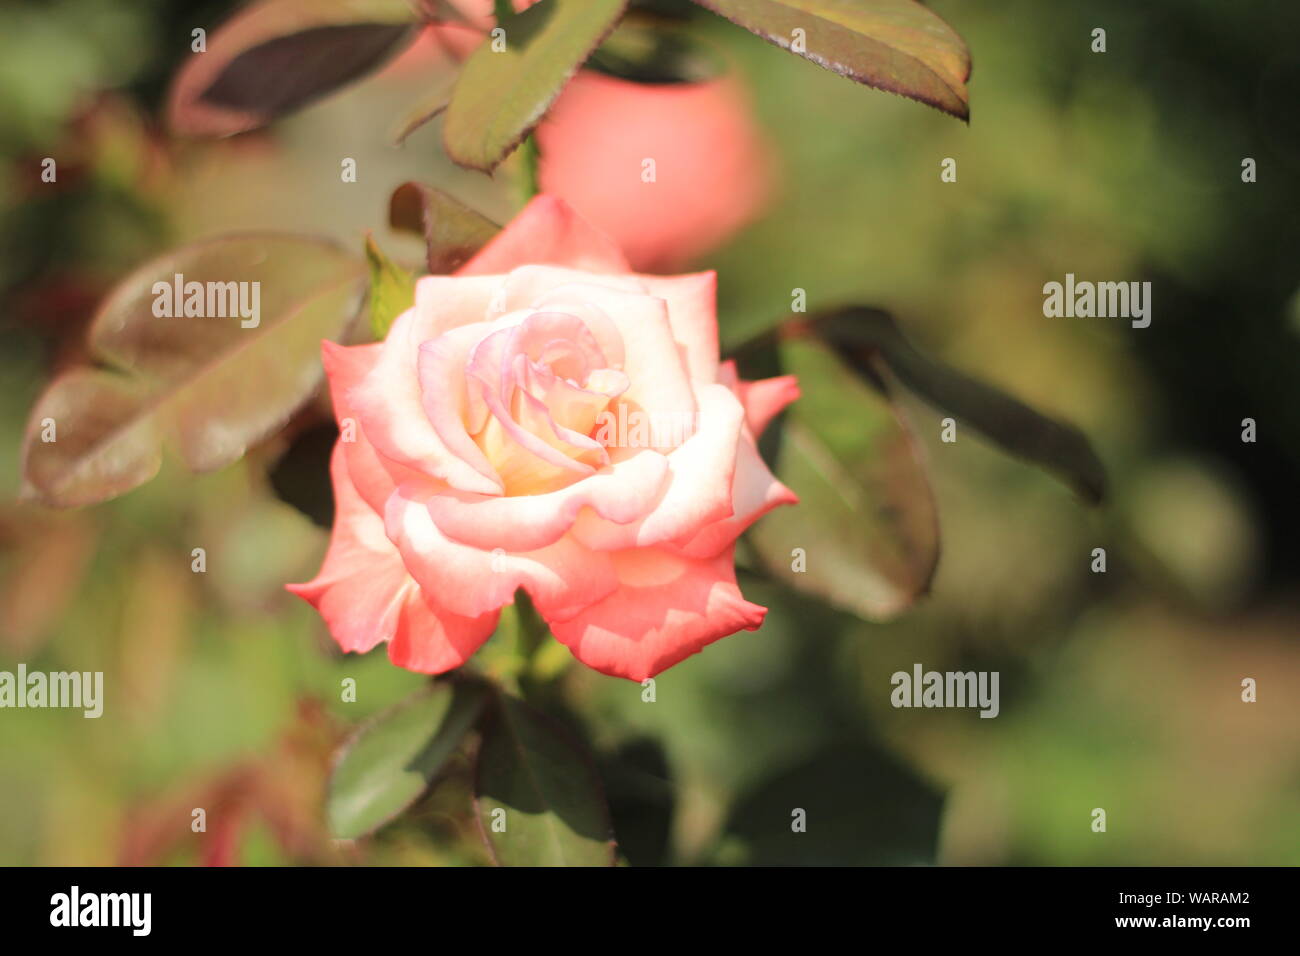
(664, 367, 798, 558)
(669, 434, 798, 559)
(639, 272, 718, 384)
(387, 587, 500, 674)
(548, 547, 767, 681)
(496, 265, 643, 324)
(286, 446, 497, 671)
(385, 482, 618, 621)
(737, 373, 800, 436)
(321, 340, 399, 513)
(458, 196, 630, 276)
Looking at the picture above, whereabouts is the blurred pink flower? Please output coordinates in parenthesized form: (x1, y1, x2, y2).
(537, 71, 774, 273)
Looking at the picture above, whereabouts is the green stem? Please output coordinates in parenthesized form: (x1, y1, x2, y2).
(477, 590, 548, 694)
(511, 589, 547, 663)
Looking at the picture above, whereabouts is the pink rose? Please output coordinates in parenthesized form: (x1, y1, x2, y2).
(537, 71, 773, 273)
(288, 197, 797, 681)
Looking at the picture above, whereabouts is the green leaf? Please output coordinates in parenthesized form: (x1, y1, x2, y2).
(598, 737, 675, 867)
(474, 693, 617, 866)
(168, 0, 419, 136)
(689, 0, 971, 120)
(388, 182, 500, 274)
(327, 680, 490, 840)
(387, 2, 477, 145)
(443, 0, 630, 171)
(812, 307, 1107, 503)
(364, 233, 416, 338)
(747, 337, 939, 620)
(21, 234, 364, 508)
(390, 81, 456, 146)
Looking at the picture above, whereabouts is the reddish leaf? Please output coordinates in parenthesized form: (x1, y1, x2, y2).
(388, 182, 500, 274)
(690, 0, 971, 120)
(168, 0, 420, 136)
(22, 234, 364, 508)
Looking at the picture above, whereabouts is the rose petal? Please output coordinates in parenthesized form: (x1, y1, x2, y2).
(410, 273, 503, 332)
(737, 373, 800, 436)
(497, 264, 642, 315)
(571, 383, 743, 550)
(669, 433, 798, 559)
(386, 586, 501, 674)
(416, 322, 502, 489)
(321, 340, 409, 513)
(385, 481, 619, 621)
(494, 268, 633, 375)
(351, 298, 504, 496)
(458, 196, 630, 276)
(467, 321, 603, 490)
(639, 271, 718, 384)
(425, 448, 669, 552)
(531, 283, 698, 442)
(549, 547, 767, 681)
(520, 359, 628, 439)
(286, 446, 497, 671)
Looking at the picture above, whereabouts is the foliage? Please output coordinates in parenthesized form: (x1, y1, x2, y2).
(164, 0, 973, 169)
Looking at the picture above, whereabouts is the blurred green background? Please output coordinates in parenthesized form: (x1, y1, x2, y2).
(1, 0, 1298, 865)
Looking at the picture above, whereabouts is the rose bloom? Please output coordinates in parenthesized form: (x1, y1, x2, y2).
(289, 197, 798, 681)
